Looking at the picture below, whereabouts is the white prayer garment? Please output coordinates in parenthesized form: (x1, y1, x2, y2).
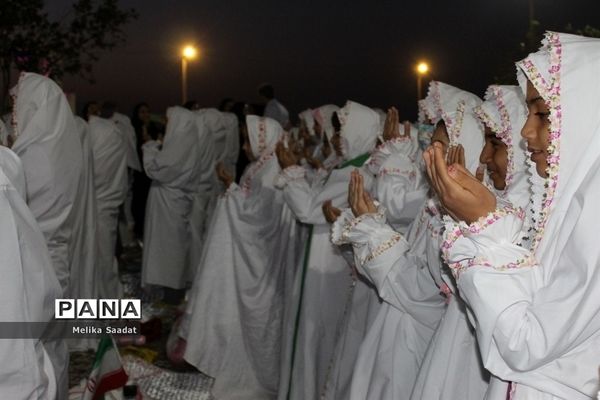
(111, 111, 141, 247)
(183, 116, 301, 400)
(327, 124, 437, 400)
(67, 116, 100, 351)
(88, 116, 127, 299)
(11, 72, 84, 294)
(264, 98, 290, 127)
(443, 31, 600, 400)
(0, 148, 61, 400)
(277, 101, 380, 400)
(410, 81, 490, 400)
(142, 106, 214, 290)
(468, 84, 531, 398)
(11, 72, 83, 398)
(112, 112, 141, 172)
(187, 110, 217, 280)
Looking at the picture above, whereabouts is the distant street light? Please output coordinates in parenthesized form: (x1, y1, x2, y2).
(181, 45, 198, 104)
(416, 61, 430, 102)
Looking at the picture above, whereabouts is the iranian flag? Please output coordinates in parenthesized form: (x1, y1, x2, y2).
(81, 336, 129, 400)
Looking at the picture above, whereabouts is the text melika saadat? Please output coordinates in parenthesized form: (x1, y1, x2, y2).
(73, 325, 138, 334)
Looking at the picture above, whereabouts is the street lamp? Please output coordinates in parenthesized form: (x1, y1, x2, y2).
(416, 61, 430, 102)
(181, 45, 198, 104)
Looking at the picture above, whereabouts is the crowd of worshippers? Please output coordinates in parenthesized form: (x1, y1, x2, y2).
(1, 31, 600, 400)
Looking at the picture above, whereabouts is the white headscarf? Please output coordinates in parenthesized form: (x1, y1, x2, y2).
(474, 85, 529, 206)
(424, 81, 484, 173)
(312, 104, 339, 141)
(298, 109, 315, 136)
(246, 115, 283, 160)
(337, 100, 380, 160)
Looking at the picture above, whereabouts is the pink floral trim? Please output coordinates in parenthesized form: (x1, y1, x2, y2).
(257, 117, 268, 155)
(448, 253, 537, 278)
(379, 167, 417, 181)
(239, 153, 275, 196)
(442, 205, 528, 277)
(517, 31, 562, 252)
(446, 100, 466, 145)
(439, 283, 453, 304)
(340, 206, 386, 244)
(362, 233, 403, 264)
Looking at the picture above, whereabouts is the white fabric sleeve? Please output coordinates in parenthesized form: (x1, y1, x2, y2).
(276, 165, 367, 225)
(442, 205, 575, 373)
(335, 208, 444, 327)
(142, 134, 197, 184)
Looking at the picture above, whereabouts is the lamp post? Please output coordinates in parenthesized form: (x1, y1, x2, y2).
(416, 61, 429, 102)
(181, 45, 198, 104)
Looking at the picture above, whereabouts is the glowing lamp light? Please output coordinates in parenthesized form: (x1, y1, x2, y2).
(417, 62, 429, 75)
(182, 45, 198, 60)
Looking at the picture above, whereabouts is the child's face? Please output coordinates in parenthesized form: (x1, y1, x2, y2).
(480, 126, 509, 190)
(521, 80, 550, 178)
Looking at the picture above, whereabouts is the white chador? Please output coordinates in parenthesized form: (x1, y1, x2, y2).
(111, 111, 141, 247)
(142, 107, 214, 290)
(444, 32, 600, 400)
(11, 72, 83, 294)
(277, 101, 380, 400)
(410, 82, 489, 400)
(88, 116, 127, 299)
(183, 116, 301, 400)
(188, 108, 219, 273)
(0, 147, 61, 400)
(11, 73, 83, 398)
(197, 108, 234, 177)
(67, 117, 100, 351)
(329, 128, 440, 400)
(469, 84, 531, 399)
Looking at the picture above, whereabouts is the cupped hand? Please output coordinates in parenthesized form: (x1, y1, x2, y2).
(348, 169, 377, 217)
(275, 141, 298, 169)
(216, 162, 234, 188)
(423, 143, 496, 224)
(322, 200, 342, 223)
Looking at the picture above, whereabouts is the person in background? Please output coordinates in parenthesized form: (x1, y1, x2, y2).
(131, 102, 161, 241)
(259, 83, 290, 129)
(183, 100, 200, 111)
(11, 72, 83, 400)
(82, 101, 100, 121)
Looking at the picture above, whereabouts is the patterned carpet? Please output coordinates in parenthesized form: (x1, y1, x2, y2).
(68, 244, 215, 399)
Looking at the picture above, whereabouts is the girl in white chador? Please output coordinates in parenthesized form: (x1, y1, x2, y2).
(68, 116, 100, 351)
(142, 106, 214, 290)
(11, 72, 83, 399)
(328, 106, 437, 400)
(89, 115, 128, 299)
(428, 32, 600, 399)
(409, 82, 490, 400)
(274, 100, 379, 400)
(182, 116, 301, 400)
(0, 146, 60, 400)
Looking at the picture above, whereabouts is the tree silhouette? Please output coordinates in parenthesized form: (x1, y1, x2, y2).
(0, 0, 137, 110)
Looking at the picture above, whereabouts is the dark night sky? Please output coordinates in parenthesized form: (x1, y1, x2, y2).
(48, 0, 600, 120)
